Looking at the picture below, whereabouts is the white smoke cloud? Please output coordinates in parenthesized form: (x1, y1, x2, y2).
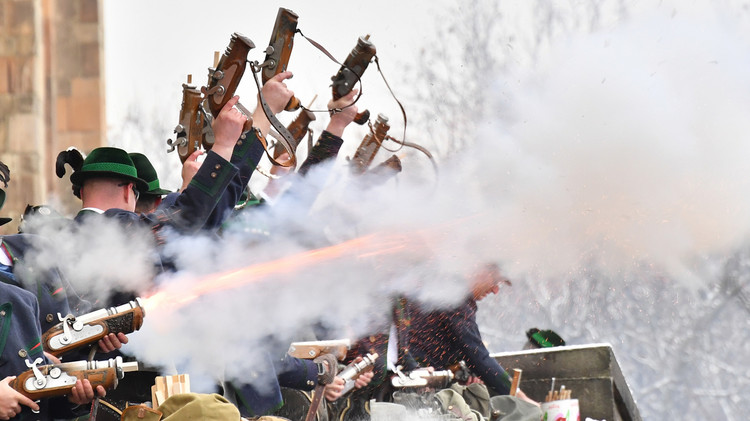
(476, 7, 750, 283)
(19, 213, 156, 305)
(124, 5, 750, 391)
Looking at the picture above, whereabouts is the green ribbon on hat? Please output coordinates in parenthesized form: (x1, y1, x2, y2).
(79, 162, 139, 178)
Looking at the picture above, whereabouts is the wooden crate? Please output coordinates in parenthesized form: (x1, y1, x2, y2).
(492, 343, 641, 421)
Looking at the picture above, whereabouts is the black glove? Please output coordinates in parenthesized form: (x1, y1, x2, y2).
(313, 353, 338, 385)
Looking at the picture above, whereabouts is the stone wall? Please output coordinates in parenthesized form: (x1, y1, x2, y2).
(0, 0, 104, 234)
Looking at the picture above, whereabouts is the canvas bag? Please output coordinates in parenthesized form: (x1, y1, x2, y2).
(435, 388, 483, 421)
(489, 395, 543, 421)
(121, 393, 242, 421)
(450, 383, 491, 419)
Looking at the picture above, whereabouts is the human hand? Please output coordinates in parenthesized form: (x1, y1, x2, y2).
(324, 377, 345, 402)
(211, 95, 248, 160)
(0, 377, 39, 420)
(97, 332, 128, 353)
(465, 375, 484, 385)
(313, 353, 338, 386)
(262, 71, 295, 115)
(252, 71, 294, 135)
(181, 149, 204, 191)
(326, 89, 359, 137)
(67, 379, 106, 406)
(354, 370, 374, 389)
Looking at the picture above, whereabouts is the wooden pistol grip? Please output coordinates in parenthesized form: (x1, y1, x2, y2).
(285, 96, 301, 111)
(177, 84, 205, 162)
(351, 114, 390, 174)
(288, 344, 349, 361)
(206, 33, 255, 118)
(262, 8, 298, 83)
(287, 109, 316, 142)
(353, 110, 370, 125)
(331, 36, 376, 101)
(263, 8, 301, 112)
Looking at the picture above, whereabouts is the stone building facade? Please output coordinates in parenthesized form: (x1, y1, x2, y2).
(0, 0, 104, 234)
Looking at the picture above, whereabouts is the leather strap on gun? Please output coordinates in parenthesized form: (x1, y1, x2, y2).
(305, 353, 337, 421)
(271, 98, 317, 161)
(167, 75, 206, 163)
(248, 60, 301, 168)
(296, 30, 433, 174)
(9, 356, 138, 400)
(42, 298, 145, 357)
(366, 56, 436, 173)
(261, 7, 301, 111)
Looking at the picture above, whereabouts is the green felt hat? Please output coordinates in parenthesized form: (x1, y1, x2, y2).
(526, 328, 566, 348)
(128, 153, 172, 196)
(70, 147, 148, 193)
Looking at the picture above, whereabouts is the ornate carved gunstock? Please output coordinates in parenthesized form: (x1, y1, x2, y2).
(167, 79, 205, 162)
(274, 109, 316, 159)
(42, 298, 145, 357)
(262, 7, 301, 111)
(350, 113, 390, 174)
(202, 32, 255, 139)
(9, 356, 138, 400)
(331, 35, 377, 125)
